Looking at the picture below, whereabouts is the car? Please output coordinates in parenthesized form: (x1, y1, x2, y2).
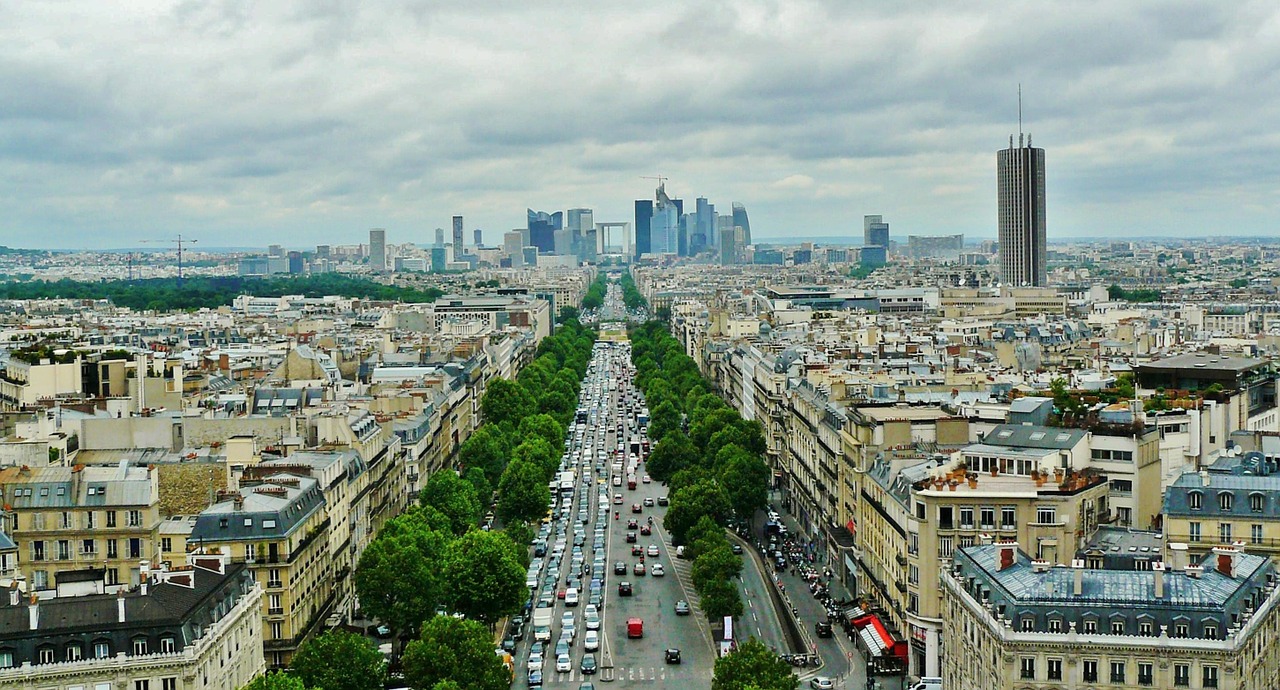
(647, 544, 659, 557)
(613, 492, 623, 503)
(618, 581, 633, 596)
(732, 543, 743, 555)
(627, 518, 639, 529)
(580, 654, 597, 674)
(528, 652, 545, 672)
(625, 531, 637, 543)
(557, 588, 567, 600)
(528, 669, 543, 687)
(633, 562, 646, 576)
(631, 544, 643, 556)
(565, 588, 579, 606)
(809, 677, 834, 690)
(374, 624, 392, 638)
(614, 561, 627, 575)
(643, 497, 655, 507)
(674, 600, 691, 615)
(501, 635, 516, 653)
(639, 524, 652, 535)
(557, 653, 573, 672)
(651, 563, 665, 577)
(665, 648, 681, 664)
(815, 621, 833, 638)
(584, 629, 600, 651)
(657, 495, 669, 506)
(631, 503, 642, 514)
(589, 593, 603, 609)
(555, 640, 570, 658)
(642, 475, 652, 484)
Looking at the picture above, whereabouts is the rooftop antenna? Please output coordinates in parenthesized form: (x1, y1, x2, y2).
(1018, 84, 1024, 148)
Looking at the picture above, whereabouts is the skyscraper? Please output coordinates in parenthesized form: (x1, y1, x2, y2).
(650, 183, 680, 255)
(731, 203, 751, 246)
(527, 209, 562, 253)
(864, 215, 889, 248)
(452, 216, 465, 255)
(474, 228, 483, 248)
(634, 199, 653, 259)
(692, 197, 712, 255)
(369, 228, 387, 272)
(434, 228, 445, 247)
(997, 134, 1047, 286)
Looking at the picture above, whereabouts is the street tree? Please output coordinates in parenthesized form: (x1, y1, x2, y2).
(497, 458, 551, 525)
(711, 637, 798, 690)
(518, 414, 565, 452)
(240, 672, 306, 690)
(648, 400, 682, 442)
(290, 630, 385, 690)
(481, 378, 535, 427)
(419, 470, 482, 536)
(354, 507, 452, 640)
(512, 437, 558, 482)
(700, 577, 745, 621)
(459, 425, 512, 486)
(441, 530, 527, 627)
(692, 543, 743, 591)
(664, 479, 732, 544)
(402, 616, 512, 690)
(646, 431, 697, 483)
(717, 446, 770, 522)
(463, 467, 491, 507)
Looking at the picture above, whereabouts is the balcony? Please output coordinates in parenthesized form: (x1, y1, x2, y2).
(895, 554, 907, 566)
(268, 607, 285, 616)
(894, 581, 907, 593)
(267, 580, 283, 589)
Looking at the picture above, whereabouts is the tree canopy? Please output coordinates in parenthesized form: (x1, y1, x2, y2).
(354, 507, 452, 639)
(402, 616, 512, 690)
(419, 470, 482, 536)
(290, 630, 386, 690)
(240, 672, 307, 690)
(712, 637, 798, 690)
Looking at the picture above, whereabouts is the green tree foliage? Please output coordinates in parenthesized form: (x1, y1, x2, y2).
(419, 470, 482, 536)
(692, 544, 743, 592)
(0, 274, 444, 312)
(481, 378, 536, 427)
(648, 400, 682, 442)
(557, 305, 580, 323)
(497, 459, 551, 525)
(1107, 284, 1163, 303)
(690, 408, 742, 450)
(503, 519, 535, 564)
(290, 630, 386, 690)
(403, 616, 512, 690)
(537, 389, 577, 424)
(240, 672, 306, 690)
(619, 271, 646, 310)
(700, 576, 745, 620)
(354, 507, 452, 640)
(513, 437, 558, 483)
(458, 425, 512, 487)
(518, 414, 565, 453)
(664, 479, 732, 545)
(717, 447, 770, 521)
(463, 467, 491, 507)
(442, 530, 527, 626)
(712, 637, 798, 690)
(580, 274, 607, 310)
(646, 431, 697, 483)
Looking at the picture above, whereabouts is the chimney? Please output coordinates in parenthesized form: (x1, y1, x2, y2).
(1212, 546, 1235, 578)
(7, 582, 17, 606)
(28, 594, 39, 631)
(1153, 561, 1166, 599)
(1185, 564, 1204, 579)
(1168, 542, 1189, 571)
(117, 589, 126, 623)
(1200, 470, 1211, 487)
(1031, 559, 1051, 574)
(997, 542, 1017, 571)
(978, 533, 994, 546)
(1071, 559, 1085, 596)
(140, 560, 151, 595)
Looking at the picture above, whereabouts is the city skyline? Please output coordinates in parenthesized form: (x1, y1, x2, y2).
(4, 3, 1280, 250)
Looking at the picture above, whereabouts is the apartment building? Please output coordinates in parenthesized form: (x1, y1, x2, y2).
(0, 351, 83, 411)
(0, 463, 161, 592)
(0, 550, 264, 690)
(942, 542, 1280, 689)
(189, 474, 330, 669)
(1164, 449, 1280, 561)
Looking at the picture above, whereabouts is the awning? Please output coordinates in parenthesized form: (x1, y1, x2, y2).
(859, 626, 887, 657)
(853, 614, 897, 659)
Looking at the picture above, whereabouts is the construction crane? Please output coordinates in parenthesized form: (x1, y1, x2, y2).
(140, 234, 198, 286)
(640, 175, 668, 189)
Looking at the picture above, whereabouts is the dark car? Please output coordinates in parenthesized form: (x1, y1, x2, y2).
(815, 621, 833, 638)
(640, 524, 652, 536)
(657, 496, 669, 506)
(581, 654, 597, 674)
(502, 635, 516, 653)
(665, 648, 681, 664)
(627, 519, 639, 529)
(631, 545, 643, 556)
(625, 532, 637, 543)
(614, 561, 627, 575)
(732, 544, 743, 555)
(631, 503, 642, 514)
(618, 581, 633, 596)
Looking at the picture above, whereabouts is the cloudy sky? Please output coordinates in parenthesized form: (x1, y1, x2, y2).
(3, 1, 1279, 249)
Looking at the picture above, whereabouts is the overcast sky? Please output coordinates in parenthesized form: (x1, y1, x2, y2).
(3, 1, 1279, 249)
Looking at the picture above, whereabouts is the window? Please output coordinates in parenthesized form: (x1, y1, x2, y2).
(1204, 624, 1217, 639)
(38, 646, 55, 664)
(58, 540, 70, 560)
(938, 537, 953, 558)
(1189, 522, 1201, 542)
(135, 681, 150, 690)
(94, 641, 110, 659)
(1110, 620, 1125, 634)
(129, 538, 141, 559)
(0, 650, 11, 668)
(82, 539, 96, 555)
(1021, 616, 1034, 631)
(1001, 506, 1016, 529)
(1253, 524, 1264, 544)
(1219, 523, 1232, 542)
(161, 538, 172, 553)
(270, 621, 283, 639)
(1109, 479, 1133, 495)
(107, 511, 117, 527)
(908, 565, 918, 585)
(128, 510, 142, 527)
(1083, 659, 1098, 682)
(980, 507, 995, 529)
(1175, 623, 1189, 638)
(1219, 492, 1234, 511)
(1047, 658, 1062, 681)
(105, 568, 119, 586)
(162, 679, 177, 690)
(907, 593, 918, 614)
(1139, 620, 1153, 636)
(160, 636, 176, 653)
(1174, 664, 1190, 686)
(938, 506, 954, 530)
(269, 593, 283, 614)
(1036, 506, 1057, 524)
(1020, 657, 1035, 679)
(86, 511, 96, 529)
(1083, 619, 1097, 634)
(1048, 618, 1062, 633)
(1110, 661, 1126, 683)
(32, 541, 45, 561)
(268, 569, 282, 588)
(1203, 665, 1219, 688)
(65, 643, 83, 661)
(908, 532, 918, 556)
(132, 637, 148, 656)
(1189, 492, 1203, 510)
(1251, 493, 1265, 512)
(1138, 662, 1153, 685)
(959, 507, 974, 529)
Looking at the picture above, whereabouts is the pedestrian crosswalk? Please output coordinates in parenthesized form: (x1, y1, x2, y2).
(542, 666, 700, 684)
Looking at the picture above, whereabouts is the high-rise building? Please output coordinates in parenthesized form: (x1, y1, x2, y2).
(567, 208, 593, 259)
(474, 228, 483, 248)
(434, 228, 445, 247)
(678, 213, 691, 257)
(864, 215, 889, 248)
(452, 215, 465, 255)
(527, 209, 562, 253)
(315, 245, 331, 258)
(368, 228, 387, 272)
(718, 216, 740, 265)
(692, 197, 713, 255)
(650, 183, 680, 255)
(908, 234, 964, 260)
(503, 230, 525, 267)
(268, 244, 284, 258)
(634, 199, 653, 259)
(997, 134, 1047, 286)
(731, 203, 751, 246)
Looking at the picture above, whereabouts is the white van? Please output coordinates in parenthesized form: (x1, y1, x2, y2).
(908, 678, 942, 690)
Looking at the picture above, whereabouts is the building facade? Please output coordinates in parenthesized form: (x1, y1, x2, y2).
(368, 228, 386, 273)
(997, 137, 1047, 287)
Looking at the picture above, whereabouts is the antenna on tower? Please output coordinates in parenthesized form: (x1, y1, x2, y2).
(1018, 83, 1023, 138)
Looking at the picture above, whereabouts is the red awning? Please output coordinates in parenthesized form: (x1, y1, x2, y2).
(853, 615, 897, 658)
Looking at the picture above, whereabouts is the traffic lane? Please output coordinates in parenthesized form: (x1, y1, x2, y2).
(736, 539, 787, 651)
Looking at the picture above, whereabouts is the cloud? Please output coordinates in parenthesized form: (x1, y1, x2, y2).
(1, 0, 1279, 248)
